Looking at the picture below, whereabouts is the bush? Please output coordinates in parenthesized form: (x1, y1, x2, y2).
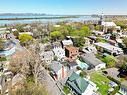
(110, 86, 120, 95)
(63, 86, 70, 95)
(102, 55, 117, 68)
(0, 57, 7, 62)
(80, 71, 87, 78)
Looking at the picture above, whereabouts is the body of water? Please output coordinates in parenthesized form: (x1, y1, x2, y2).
(0, 15, 99, 25)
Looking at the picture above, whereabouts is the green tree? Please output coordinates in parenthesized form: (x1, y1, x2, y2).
(102, 55, 117, 68)
(13, 31, 19, 38)
(0, 38, 4, 50)
(50, 31, 63, 41)
(19, 34, 33, 46)
(116, 21, 127, 30)
(123, 37, 127, 47)
(70, 26, 91, 37)
(73, 37, 85, 47)
(95, 25, 102, 31)
(15, 24, 25, 32)
(80, 26, 91, 37)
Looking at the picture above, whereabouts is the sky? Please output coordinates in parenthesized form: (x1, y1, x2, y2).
(0, 0, 127, 15)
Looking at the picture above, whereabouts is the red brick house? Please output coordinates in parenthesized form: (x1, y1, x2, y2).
(65, 46, 78, 62)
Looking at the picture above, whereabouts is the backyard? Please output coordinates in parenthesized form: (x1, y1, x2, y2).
(90, 72, 111, 95)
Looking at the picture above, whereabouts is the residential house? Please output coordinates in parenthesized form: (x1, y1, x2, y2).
(81, 53, 106, 71)
(66, 72, 97, 95)
(61, 39, 73, 48)
(0, 28, 9, 39)
(50, 61, 68, 80)
(82, 46, 97, 54)
(19, 32, 33, 36)
(53, 47, 65, 61)
(119, 31, 127, 38)
(88, 36, 97, 44)
(40, 51, 54, 64)
(0, 41, 16, 57)
(119, 83, 127, 95)
(65, 46, 78, 62)
(52, 42, 62, 48)
(94, 42, 123, 56)
(92, 30, 104, 36)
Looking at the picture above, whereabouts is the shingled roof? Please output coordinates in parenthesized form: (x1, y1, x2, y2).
(67, 72, 89, 94)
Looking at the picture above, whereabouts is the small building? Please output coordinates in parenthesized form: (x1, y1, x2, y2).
(0, 41, 16, 57)
(94, 42, 123, 56)
(92, 30, 104, 36)
(101, 21, 116, 27)
(40, 51, 54, 64)
(0, 28, 10, 39)
(82, 46, 97, 54)
(81, 53, 106, 71)
(53, 47, 65, 61)
(65, 46, 78, 62)
(50, 61, 68, 80)
(76, 59, 89, 70)
(66, 72, 97, 95)
(19, 32, 33, 36)
(119, 83, 127, 95)
(61, 39, 73, 48)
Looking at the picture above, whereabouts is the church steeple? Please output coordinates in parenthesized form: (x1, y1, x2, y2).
(100, 12, 104, 22)
(98, 12, 104, 25)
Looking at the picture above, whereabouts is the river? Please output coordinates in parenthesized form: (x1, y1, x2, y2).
(0, 15, 99, 25)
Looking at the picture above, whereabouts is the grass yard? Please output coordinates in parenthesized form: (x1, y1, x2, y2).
(90, 72, 111, 95)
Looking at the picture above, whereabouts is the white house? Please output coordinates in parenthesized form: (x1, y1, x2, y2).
(19, 32, 33, 36)
(53, 47, 65, 61)
(101, 21, 117, 27)
(39, 51, 54, 64)
(61, 39, 73, 48)
(93, 30, 104, 36)
(94, 42, 123, 55)
(82, 46, 97, 54)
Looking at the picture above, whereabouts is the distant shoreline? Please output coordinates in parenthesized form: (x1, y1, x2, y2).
(0, 16, 79, 21)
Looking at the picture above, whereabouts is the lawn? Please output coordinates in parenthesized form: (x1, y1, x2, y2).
(90, 72, 111, 95)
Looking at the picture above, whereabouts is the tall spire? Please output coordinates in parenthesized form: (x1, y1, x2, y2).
(100, 12, 104, 22)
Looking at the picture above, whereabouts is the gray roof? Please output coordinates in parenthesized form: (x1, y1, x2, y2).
(12, 73, 25, 87)
(81, 53, 105, 67)
(40, 51, 54, 60)
(50, 61, 63, 73)
(0, 76, 5, 86)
